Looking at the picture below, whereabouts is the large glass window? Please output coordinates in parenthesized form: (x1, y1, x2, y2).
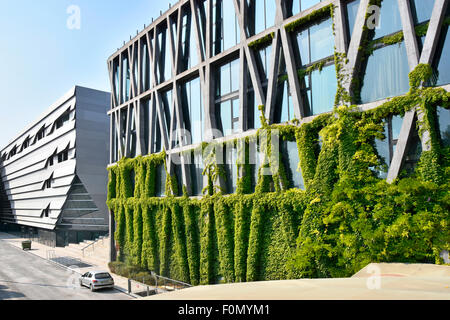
(181, 77, 204, 145)
(114, 61, 120, 105)
(360, 42, 410, 103)
(181, 7, 198, 71)
(142, 99, 150, 155)
(196, 0, 207, 59)
(218, 98, 240, 136)
(372, 0, 403, 39)
(212, 0, 240, 55)
(151, 103, 162, 154)
(288, 0, 322, 17)
(122, 56, 130, 103)
(296, 18, 334, 65)
(431, 25, 450, 87)
(437, 106, 450, 147)
(280, 140, 304, 189)
(401, 122, 422, 176)
(191, 151, 204, 196)
(247, 0, 276, 36)
(345, 0, 361, 41)
(257, 44, 272, 82)
(216, 58, 240, 136)
(274, 79, 295, 123)
(157, 26, 172, 84)
(374, 115, 403, 179)
(142, 39, 151, 91)
(295, 17, 336, 116)
(410, 0, 435, 25)
(160, 89, 172, 146)
(217, 59, 240, 97)
(224, 145, 238, 194)
(155, 164, 166, 197)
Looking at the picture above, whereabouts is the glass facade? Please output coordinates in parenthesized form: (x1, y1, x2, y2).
(437, 106, 450, 147)
(224, 145, 238, 194)
(182, 77, 204, 145)
(212, 0, 240, 55)
(217, 59, 240, 97)
(257, 44, 272, 82)
(155, 164, 166, 197)
(432, 24, 450, 86)
(142, 40, 151, 91)
(374, 115, 403, 178)
(161, 89, 173, 146)
(122, 56, 130, 103)
(191, 151, 204, 196)
(360, 0, 409, 104)
(289, 0, 322, 17)
(216, 58, 240, 137)
(157, 26, 172, 84)
(295, 17, 336, 116)
(360, 42, 410, 103)
(345, 0, 360, 40)
(410, 0, 435, 25)
(274, 79, 295, 123)
(372, 0, 402, 39)
(247, 0, 276, 36)
(181, 8, 199, 71)
(281, 140, 304, 189)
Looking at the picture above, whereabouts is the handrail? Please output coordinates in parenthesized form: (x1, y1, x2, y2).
(127, 273, 192, 297)
(81, 234, 108, 257)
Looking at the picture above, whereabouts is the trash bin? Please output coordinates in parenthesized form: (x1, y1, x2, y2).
(22, 240, 31, 250)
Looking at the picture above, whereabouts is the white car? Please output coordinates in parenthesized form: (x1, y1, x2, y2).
(79, 271, 115, 292)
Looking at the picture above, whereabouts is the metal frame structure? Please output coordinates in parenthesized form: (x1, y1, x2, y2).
(107, 0, 450, 192)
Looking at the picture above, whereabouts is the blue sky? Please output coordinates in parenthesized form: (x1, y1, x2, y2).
(0, 0, 176, 148)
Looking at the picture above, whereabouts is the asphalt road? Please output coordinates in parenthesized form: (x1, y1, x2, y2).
(0, 240, 132, 300)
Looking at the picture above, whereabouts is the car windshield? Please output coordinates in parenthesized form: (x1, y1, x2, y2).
(95, 273, 112, 279)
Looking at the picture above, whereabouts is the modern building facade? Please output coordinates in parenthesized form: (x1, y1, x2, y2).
(0, 86, 110, 247)
(107, 0, 450, 196)
(105, 0, 450, 282)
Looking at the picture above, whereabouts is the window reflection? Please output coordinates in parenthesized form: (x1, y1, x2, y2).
(373, 0, 402, 40)
(345, 0, 360, 41)
(190, 151, 204, 196)
(281, 140, 305, 190)
(213, 0, 240, 55)
(181, 78, 204, 145)
(410, 0, 435, 25)
(218, 98, 240, 136)
(157, 26, 172, 84)
(275, 79, 295, 123)
(437, 106, 450, 147)
(224, 145, 238, 194)
(247, 0, 276, 36)
(180, 8, 199, 71)
(155, 164, 166, 197)
(216, 58, 240, 136)
(288, 0, 322, 16)
(432, 25, 450, 86)
(294, 17, 336, 116)
(360, 42, 410, 103)
(374, 115, 404, 179)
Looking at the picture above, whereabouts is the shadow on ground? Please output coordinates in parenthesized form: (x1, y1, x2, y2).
(0, 284, 27, 300)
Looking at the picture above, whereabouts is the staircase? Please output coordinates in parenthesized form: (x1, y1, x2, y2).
(62, 235, 110, 267)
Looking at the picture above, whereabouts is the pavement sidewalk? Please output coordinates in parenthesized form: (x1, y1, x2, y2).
(0, 232, 135, 298)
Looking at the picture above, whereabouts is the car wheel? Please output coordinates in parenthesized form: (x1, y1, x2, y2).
(90, 284, 95, 292)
